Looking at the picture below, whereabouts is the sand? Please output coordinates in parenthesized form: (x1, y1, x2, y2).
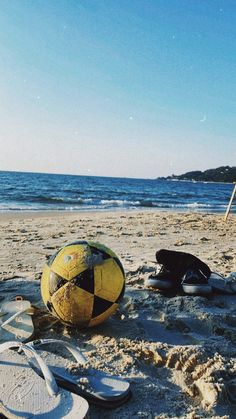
(0, 210, 235, 418)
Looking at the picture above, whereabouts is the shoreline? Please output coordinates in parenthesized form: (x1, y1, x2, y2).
(161, 178, 236, 185)
(0, 208, 234, 221)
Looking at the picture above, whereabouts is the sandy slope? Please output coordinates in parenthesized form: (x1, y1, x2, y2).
(0, 210, 235, 418)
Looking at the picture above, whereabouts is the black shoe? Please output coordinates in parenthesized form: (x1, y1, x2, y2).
(156, 249, 211, 280)
(182, 268, 212, 295)
(145, 265, 178, 290)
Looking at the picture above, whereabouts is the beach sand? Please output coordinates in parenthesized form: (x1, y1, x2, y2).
(0, 210, 235, 418)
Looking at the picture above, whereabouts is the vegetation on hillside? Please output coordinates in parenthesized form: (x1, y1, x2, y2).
(160, 166, 236, 183)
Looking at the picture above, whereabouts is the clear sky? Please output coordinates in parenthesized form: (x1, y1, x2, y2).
(0, 0, 235, 179)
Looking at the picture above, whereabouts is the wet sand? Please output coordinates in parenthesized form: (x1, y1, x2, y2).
(0, 210, 235, 418)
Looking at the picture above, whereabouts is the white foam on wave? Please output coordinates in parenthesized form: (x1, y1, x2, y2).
(100, 199, 139, 206)
(187, 202, 211, 208)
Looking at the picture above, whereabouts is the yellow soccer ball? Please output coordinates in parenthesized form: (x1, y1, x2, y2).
(41, 240, 125, 327)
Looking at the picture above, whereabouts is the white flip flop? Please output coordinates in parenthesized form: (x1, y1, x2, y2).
(0, 298, 34, 343)
(27, 338, 131, 407)
(0, 341, 89, 419)
(209, 272, 236, 294)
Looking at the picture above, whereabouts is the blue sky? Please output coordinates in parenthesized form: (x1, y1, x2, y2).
(0, 0, 235, 178)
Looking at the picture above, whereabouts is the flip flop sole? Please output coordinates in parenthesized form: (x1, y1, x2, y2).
(56, 375, 132, 408)
(51, 364, 131, 402)
(28, 348, 131, 406)
(209, 272, 236, 294)
(0, 301, 34, 343)
(0, 349, 89, 419)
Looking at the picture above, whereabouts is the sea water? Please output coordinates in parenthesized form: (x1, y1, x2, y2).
(0, 170, 234, 213)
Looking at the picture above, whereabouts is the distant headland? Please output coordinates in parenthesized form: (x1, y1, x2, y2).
(158, 166, 236, 183)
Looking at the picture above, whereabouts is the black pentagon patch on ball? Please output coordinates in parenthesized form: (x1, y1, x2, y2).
(46, 300, 63, 320)
(89, 245, 111, 260)
(48, 271, 67, 296)
(92, 296, 114, 318)
(72, 268, 95, 294)
(46, 300, 54, 312)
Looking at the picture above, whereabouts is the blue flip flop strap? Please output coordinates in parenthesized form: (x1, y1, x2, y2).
(27, 338, 87, 365)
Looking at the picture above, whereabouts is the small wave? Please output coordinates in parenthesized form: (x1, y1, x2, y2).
(83, 198, 93, 203)
(186, 202, 211, 208)
(27, 196, 87, 205)
(100, 199, 139, 206)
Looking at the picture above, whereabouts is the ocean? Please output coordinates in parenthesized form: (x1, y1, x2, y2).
(0, 170, 234, 213)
